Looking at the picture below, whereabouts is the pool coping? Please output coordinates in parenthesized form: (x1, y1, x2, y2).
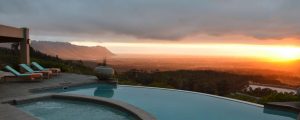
(0, 104, 39, 120)
(28, 81, 116, 93)
(1, 93, 156, 120)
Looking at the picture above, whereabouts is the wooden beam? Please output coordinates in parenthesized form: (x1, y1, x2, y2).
(0, 24, 23, 41)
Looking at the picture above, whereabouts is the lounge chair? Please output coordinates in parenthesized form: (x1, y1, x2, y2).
(0, 70, 5, 82)
(31, 62, 61, 75)
(19, 64, 52, 79)
(0, 70, 10, 82)
(4, 65, 43, 81)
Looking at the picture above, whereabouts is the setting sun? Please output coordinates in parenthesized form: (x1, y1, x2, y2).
(264, 46, 300, 62)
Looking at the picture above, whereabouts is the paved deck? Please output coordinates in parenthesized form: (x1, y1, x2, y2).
(265, 102, 300, 113)
(0, 73, 98, 100)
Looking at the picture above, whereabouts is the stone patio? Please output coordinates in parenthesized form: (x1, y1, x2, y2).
(0, 73, 98, 100)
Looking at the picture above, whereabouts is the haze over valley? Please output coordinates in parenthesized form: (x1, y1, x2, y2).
(0, 41, 114, 60)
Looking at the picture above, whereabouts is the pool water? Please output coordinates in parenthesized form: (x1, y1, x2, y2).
(17, 98, 138, 120)
(52, 84, 298, 120)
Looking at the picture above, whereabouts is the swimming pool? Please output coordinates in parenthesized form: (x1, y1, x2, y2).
(17, 98, 139, 120)
(51, 84, 298, 120)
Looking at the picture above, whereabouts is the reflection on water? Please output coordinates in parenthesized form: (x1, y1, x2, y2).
(263, 107, 298, 119)
(94, 84, 117, 98)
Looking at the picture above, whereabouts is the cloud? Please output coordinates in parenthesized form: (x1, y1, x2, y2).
(0, 0, 300, 41)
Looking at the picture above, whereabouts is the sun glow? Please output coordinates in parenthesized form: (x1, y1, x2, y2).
(71, 41, 300, 62)
(264, 47, 300, 62)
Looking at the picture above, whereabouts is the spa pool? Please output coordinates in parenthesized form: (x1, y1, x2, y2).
(17, 98, 140, 120)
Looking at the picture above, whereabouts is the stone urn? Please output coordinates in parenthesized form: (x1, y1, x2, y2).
(94, 66, 115, 80)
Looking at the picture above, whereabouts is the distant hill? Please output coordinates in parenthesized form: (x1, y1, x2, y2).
(0, 41, 114, 60)
(0, 47, 94, 75)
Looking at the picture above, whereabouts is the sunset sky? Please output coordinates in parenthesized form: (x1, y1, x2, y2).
(1, 0, 300, 61)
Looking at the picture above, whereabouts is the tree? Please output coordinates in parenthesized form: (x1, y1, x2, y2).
(78, 60, 84, 65)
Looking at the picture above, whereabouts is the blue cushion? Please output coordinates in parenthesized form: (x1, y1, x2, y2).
(32, 62, 46, 70)
(5, 66, 21, 76)
(19, 64, 36, 73)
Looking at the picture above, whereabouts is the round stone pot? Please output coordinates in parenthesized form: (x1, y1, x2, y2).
(94, 66, 115, 80)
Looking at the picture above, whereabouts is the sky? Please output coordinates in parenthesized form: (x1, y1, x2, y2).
(1, 0, 300, 61)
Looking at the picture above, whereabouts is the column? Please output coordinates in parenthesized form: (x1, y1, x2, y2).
(20, 28, 30, 65)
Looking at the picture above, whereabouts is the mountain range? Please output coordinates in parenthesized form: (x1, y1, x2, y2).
(0, 41, 114, 60)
